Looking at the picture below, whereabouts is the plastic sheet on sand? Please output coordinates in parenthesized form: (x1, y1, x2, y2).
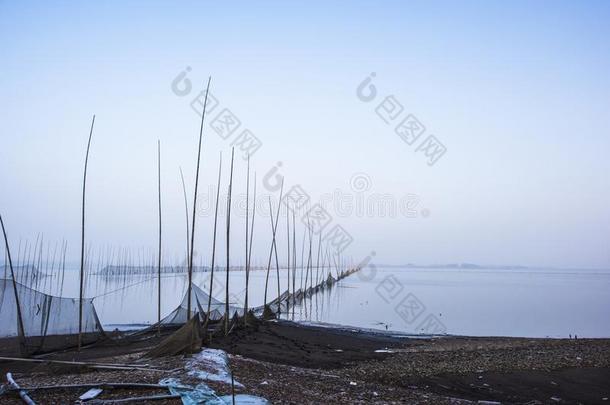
(159, 378, 269, 405)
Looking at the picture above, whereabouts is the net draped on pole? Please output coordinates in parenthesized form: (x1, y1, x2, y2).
(0, 278, 104, 355)
(152, 267, 359, 329)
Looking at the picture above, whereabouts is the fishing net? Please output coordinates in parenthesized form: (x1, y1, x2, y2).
(0, 278, 105, 355)
(155, 284, 245, 328)
(145, 313, 203, 358)
(144, 268, 359, 339)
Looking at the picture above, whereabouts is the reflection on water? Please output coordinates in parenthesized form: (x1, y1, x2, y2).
(10, 265, 610, 338)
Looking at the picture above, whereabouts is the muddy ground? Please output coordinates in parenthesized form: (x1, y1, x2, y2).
(1, 320, 609, 404)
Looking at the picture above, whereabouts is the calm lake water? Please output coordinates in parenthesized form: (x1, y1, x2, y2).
(27, 266, 610, 338)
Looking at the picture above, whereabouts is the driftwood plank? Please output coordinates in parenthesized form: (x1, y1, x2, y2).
(0, 357, 168, 373)
(89, 393, 181, 403)
(12, 382, 167, 391)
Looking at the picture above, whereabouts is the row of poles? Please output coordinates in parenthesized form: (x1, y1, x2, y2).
(0, 77, 355, 355)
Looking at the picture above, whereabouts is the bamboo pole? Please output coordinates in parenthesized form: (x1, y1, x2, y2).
(243, 158, 250, 324)
(156, 140, 162, 336)
(224, 147, 235, 334)
(0, 214, 26, 355)
(285, 202, 290, 314)
(263, 199, 272, 305)
(315, 233, 322, 287)
(204, 153, 222, 333)
(179, 167, 190, 271)
(262, 179, 283, 306)
(187, 77, 211, 319)
(291, 210, 296, 316)
(304, 215, 311, 291)
(244, 172, 256, 323)
(273, 182, 284, 310)
(91, 394, 180, 403)
(11, 382, 167, 392)
(78, 114, 95, 351)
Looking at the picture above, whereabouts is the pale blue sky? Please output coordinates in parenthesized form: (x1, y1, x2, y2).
(1, 1, 609, 268)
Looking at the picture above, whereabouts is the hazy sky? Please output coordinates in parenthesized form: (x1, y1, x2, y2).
(1, 1, 609, 269)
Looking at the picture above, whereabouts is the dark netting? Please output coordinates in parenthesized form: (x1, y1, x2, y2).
(142, 268, 361, 356)
(141, 267, 360, 340)
(155, 283, 245, 327)
(0, 278, 105, 355)
(145, 313, 203, 358)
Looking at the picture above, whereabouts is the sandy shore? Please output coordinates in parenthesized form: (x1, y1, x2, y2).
(1, 320, 609, 404)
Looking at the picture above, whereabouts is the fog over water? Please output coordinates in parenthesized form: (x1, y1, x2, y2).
(1, 2, 609, 337)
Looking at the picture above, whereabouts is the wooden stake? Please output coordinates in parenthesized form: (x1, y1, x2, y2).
(157, 140, 162, 336)
(204, 153, 222, 333)
(286, 201, 290, 314)
(179, 167, 190, 271)
(0, 215, 26, 355)
(187, 77, 211, 319)
(79, 114, 95, 351)
(225, 147, 235, 335)
(245, 172, 256, 322)
(243, 158, 250, 324)
(263, 179, 283, 306)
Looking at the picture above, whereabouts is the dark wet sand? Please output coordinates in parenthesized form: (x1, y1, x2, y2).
(1, 320, 609, 403)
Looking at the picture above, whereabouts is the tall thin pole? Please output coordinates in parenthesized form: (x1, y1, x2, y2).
(188, 77, 211, 319)
(245, 173, 256, 321)
(316, 232, 324, 284)
(204, 153, 222, 333)
(78, 115, 95, 351)
(157, 140, 162, 335)
(243, 157, 250, 324)
(179, 167, 190, 271)
(225, 147, 235, 334)
(263, 179, 283, 306)
(0, 214, 26, 355)
(286, 202, 290, 314)
(263, 199, 274, 305)
(292, 210, 296, 300)
(315, 233, 322, 288)
(274, 183, 284, 306)
(245, 156, 250, 275)
(304, 215, 311, 292)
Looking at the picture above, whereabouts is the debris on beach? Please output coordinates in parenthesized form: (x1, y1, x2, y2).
(186, 348, 245, 388)
(160, 377, 269, 404)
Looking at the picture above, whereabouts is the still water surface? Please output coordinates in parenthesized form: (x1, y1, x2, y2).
(37, 266, 610, 338)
